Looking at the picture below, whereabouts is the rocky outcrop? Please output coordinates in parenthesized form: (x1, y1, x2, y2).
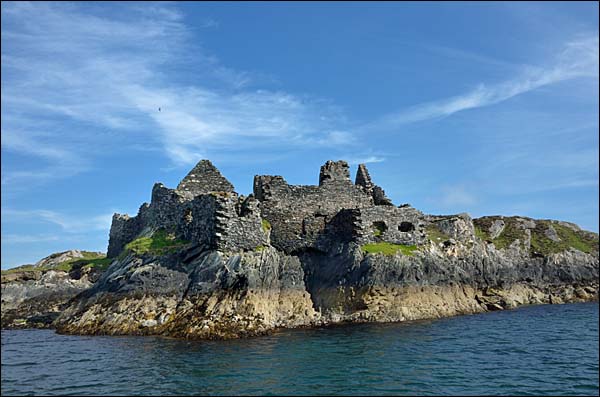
(2, 269, 99, 328)
(33, 249, 102, 268)
(1, 252, 110, 328)
(56, 247, 317, 338)
(48, 159, 599, 339)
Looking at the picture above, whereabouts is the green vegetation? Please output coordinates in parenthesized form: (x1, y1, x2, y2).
(472, 217, 528, 249)
(530, 221, 598, 256)
(426, 224, 451, 243)
(261, 219, 271, 232)
(361, 242, 418, 256)
(491, 221, 527, 250)
(254, 245, 266, 252)
(1, 264, 38, 275)
(124, 229, 189, 256)
(1, 251, 109, 275)
(474, 216, 599, 256)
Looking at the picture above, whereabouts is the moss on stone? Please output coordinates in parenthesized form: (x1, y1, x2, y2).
(261, 219, 271, 232)
(124, 229, 189, 256)
(361, 242, 418, 256)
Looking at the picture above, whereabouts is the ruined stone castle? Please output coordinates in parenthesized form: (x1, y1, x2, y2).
(107, 160, 429, 258)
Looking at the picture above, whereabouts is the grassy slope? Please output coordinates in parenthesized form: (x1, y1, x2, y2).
(1, 251, 111, 275)
(474, 216, 599, 255)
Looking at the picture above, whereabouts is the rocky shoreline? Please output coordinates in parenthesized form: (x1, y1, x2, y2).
(2, 160, 598, 338)
(51, 241, 598, 339)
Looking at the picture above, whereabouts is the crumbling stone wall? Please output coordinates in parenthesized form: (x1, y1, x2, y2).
(354, 205, 428, 246)
(107, 213, 144, 257)
(107, 158, 427, 258)
(107, 160, 263, 257)
(214, 195, 268, 251)
(254, 161, 376, 253)
(355, 163, 393, 206)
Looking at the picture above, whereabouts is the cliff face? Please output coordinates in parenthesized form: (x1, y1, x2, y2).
(55, 237, 598, 338)
(57, 248, 317, 338)
(46, 159, 599, 338)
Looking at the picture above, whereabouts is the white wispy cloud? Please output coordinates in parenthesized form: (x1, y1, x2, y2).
(1, 1, 353, 181)
(3, 209, 114, 233)
(365, 35, 599, 129)
(434, 184, 478, 209)
(346, 156, 386, 165)
(1, 234, 60, 244)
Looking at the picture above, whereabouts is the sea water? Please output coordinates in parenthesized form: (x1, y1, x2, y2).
(2, 302, 598, 396)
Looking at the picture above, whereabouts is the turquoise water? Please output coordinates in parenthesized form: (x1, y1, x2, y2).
(2, 302, 598, 396)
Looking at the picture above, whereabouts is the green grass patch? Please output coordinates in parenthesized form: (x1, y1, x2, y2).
(261, 219, 271, 232)
(426, 224, 451, 243)
(361, 242, 418, 256)
(254, 245, 266, 252)
(124, 229, 189, 256)
(77, 257, 114, 272)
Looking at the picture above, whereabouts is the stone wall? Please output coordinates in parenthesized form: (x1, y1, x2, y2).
(354, 205, 428, 246)
(214, 195, 268, 251)
(252, 160, 432, 253)
(253, 161, 376, 253)
(108, 159, 429, 258)
(107, 213, 144, 257)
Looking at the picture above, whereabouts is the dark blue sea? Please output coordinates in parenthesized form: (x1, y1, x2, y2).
(1, 302, 598, 396)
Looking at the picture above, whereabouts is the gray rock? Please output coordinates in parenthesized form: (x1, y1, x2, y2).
(489, 219, 505, 239)
(34, 250, 84, 268)
(545, 225, 561, 242)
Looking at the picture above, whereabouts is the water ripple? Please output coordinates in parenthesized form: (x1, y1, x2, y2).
(2, 302, 599, 396)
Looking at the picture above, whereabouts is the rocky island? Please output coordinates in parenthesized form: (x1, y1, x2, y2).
(2, 160, 598, 338)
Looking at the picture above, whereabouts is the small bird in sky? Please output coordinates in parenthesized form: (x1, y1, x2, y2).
(158, 107, 161, 112)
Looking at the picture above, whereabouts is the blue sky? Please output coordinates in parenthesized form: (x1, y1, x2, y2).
(1, 1, 598, 268)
